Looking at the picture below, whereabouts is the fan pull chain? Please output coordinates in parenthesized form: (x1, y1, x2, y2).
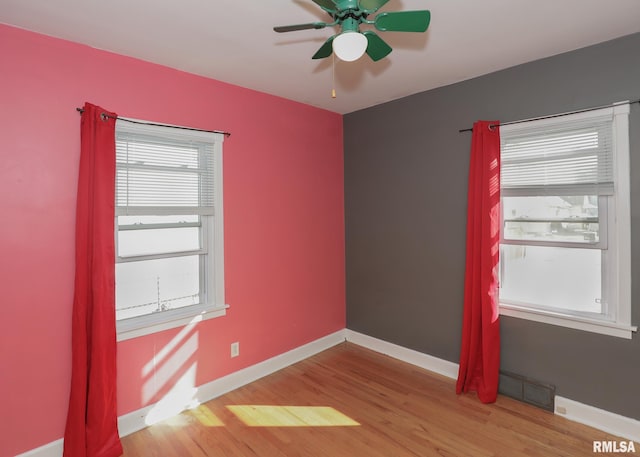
(331, 53, 337, 98)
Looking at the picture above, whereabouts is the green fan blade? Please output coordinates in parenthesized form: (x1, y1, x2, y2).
(274, 22, 327, 33)
(311, 0, 337, 11)
(359, 0, 390, 13)
(374, 10, 431, 32)
(363, 31, 392, 61)
(312, 36, 335, 59)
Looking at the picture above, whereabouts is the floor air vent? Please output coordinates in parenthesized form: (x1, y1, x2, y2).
(499, 371, 555, 411)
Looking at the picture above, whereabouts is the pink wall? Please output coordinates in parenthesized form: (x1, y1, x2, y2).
(0, 24, 345, 457)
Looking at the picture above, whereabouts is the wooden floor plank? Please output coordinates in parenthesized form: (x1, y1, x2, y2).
(120, 343, 634, 456)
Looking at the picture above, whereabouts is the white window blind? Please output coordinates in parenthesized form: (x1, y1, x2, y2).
(501, 114, 614, 196)
(116, 122, 221, 215)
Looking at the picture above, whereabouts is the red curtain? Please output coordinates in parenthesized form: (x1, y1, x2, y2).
(64, 103, 123, 457)
(456, 120, 501, 404)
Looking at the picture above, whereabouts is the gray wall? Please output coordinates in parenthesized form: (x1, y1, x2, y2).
(344, 33, 640, 420)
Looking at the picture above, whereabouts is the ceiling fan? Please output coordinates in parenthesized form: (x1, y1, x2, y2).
(274, 0, 431, 62)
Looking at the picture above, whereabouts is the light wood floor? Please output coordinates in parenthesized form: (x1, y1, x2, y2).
(121, 342, 628, 456)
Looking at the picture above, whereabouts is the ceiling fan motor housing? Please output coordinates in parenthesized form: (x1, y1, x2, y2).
(332, 1, 368, 24)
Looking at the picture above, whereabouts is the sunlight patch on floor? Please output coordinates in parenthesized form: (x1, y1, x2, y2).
(226, 405, 360, 427)
(190, 405, 226, 427)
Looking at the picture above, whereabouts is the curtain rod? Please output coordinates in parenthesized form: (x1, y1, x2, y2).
(76, 107, 231, 137)
(458, 98, 640, 133)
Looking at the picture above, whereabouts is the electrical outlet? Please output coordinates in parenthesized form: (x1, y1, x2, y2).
(231, 342, 240, 358)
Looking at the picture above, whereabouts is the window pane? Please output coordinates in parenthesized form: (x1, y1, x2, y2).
(116, 255, 201, 320)
(117, 215, 201, 257)
(500, 245, 602, 314)
(503, 196, 599, 243)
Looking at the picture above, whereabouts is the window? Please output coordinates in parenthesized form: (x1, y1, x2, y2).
(499, 103, 636, 338)
(115, 120, 226, 340)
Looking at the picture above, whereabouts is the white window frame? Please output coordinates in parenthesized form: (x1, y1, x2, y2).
(114, 120, 227, 341)
(498, 103, 636, 339)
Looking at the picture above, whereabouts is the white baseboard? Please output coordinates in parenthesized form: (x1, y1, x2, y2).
(344, 329, 459, 379)
(555, 396, 640, 443)
(16, 328, 639, 456)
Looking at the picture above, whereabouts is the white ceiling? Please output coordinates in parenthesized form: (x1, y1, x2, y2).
(2, 0, 640, 114)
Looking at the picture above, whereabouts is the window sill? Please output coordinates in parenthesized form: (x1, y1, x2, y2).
(499, 303, 637, 339)
(116, 304, 229, 342)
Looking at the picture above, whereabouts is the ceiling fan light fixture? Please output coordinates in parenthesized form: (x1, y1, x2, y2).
(332, 31, 368, 62)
